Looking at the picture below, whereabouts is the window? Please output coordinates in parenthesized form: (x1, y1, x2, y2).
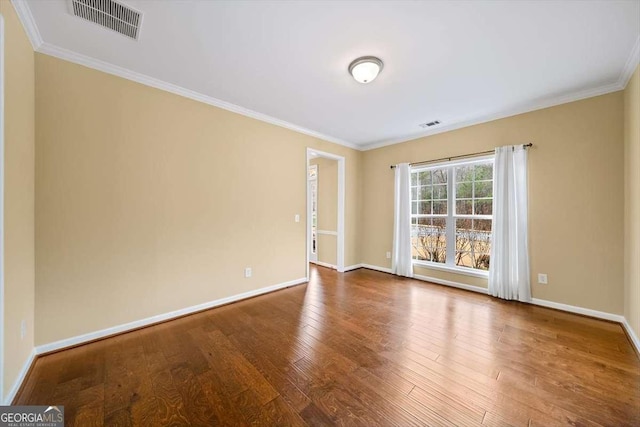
(411, 168, 448, 264)
(410, 157, 494, 273)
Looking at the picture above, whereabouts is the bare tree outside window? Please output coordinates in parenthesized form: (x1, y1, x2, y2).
(410, 168, 448, 264)
(453, 162, 492, 270)
(410, 160, 493, 272)
(412, 218, 446, 263)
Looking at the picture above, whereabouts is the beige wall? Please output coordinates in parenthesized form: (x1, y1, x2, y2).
(310, 157, 338, 266)
(624, 65, 640, 338)
(0, 0, 635, 395)
(0, 0, 35, 399)
(34, 54, 361, 345)
(19, 22, 636, 347)
(361, 92, 625, 314)
(317, 234, 337, 267)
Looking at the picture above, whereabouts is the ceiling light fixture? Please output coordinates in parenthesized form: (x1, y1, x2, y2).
(348, 56, 383, 84)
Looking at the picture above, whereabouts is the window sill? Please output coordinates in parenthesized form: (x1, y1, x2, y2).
(412, 260, 489, 279)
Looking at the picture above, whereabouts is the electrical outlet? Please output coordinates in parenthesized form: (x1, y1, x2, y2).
(245, 267, 252, 278)
(20, 320, 27, 340)
(386, 252, 391, 259)
(537, 273, 548, 285)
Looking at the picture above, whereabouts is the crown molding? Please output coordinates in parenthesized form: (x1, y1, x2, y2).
(10, 0, 359, 149)
(360, 80, 624, 151)
(10, 0, 43, 50)
(619, 35, 640, 89)
(9, 0, 640, 152)
(36, 43, 359, 149)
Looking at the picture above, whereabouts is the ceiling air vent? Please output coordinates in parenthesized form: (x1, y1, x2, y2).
(68, 0, 143, 40)
(419, 120, 441, 129)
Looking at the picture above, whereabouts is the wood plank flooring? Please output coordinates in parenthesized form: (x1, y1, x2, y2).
(15, 266, 640, 426)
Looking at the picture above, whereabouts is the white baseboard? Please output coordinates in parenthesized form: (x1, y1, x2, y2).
(366, 265, 639, 355)
(364, 263, 627, 324)
(343, 263, 363, 272)
(310, 260, 337, 270)
(35, 277, 307, 355)
(361, 263, 393, 274)
(413, 274, 489, 295)
(11, 267, 639, 404)
(339, 263, 395, 273)
(622, 318, 640, 355)
(530, 297, 624, 323)
(417, 274, 625, 323)
(3, 348, 36, 405)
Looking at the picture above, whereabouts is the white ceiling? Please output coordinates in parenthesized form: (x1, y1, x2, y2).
(19, 0, 640, 149)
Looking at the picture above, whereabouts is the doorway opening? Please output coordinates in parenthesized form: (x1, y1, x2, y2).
(306, 148, 345, 279)
(308, 164, 318, 263)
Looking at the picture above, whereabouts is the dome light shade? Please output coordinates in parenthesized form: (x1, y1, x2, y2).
(348, 56, 383, 84)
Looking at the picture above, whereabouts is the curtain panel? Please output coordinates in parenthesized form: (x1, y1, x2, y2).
(488, 145, 531, 302)
(392, 163, 413, 278)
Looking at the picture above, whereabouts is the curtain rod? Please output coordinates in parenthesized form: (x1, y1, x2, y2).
(390, 143, 533, 169)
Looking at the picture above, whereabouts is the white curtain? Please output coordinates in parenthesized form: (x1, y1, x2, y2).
(392, 163, 413, 277)
(489, 145, 531, 302)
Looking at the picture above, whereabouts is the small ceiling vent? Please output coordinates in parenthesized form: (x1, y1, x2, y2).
(419, 120, 441, 129)
(68, 0, 143, 40)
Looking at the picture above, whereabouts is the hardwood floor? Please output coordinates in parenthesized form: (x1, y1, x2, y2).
(15, 266, 640, 426)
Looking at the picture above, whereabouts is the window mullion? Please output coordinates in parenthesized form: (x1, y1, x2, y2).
(446, 167, 455, 266)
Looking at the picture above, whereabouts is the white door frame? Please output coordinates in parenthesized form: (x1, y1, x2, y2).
(0, 14, 6, 404)
(306, 148, 345, 279)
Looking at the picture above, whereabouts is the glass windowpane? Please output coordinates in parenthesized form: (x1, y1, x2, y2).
(420, 186, 432, 201)
(433, 184, 447, 200)
(474, 199, 492, 215)
(456, 200, 472, 215)
(418, 171, 431, 185)
(456, 182, 472, 199)
(411, 218, 446, 263)
(456, 165, 473, 182)
(432, 169, 447, 184)
(475, 164, 493, 180)
(412, 160, 493, 271)
(474, 218, 492, 232)
(474, 181, 492, 198)
(455, 218, 492, 271)
(433, 201, 447, 215)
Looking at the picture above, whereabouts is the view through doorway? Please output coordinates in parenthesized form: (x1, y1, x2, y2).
(306, 148, 345, 278)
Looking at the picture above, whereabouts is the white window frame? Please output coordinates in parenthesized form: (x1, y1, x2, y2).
(411, 155, 494, 278)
